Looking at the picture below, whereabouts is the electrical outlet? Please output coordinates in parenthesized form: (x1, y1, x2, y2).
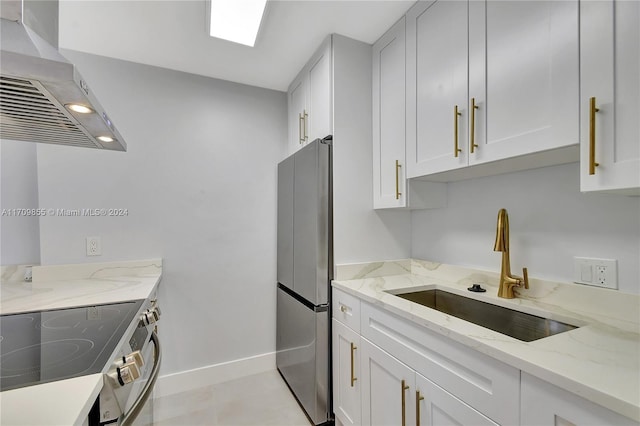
(87, 306, 101, 320)
(573, 257, 617, 289)
(86, 236, 102, 256)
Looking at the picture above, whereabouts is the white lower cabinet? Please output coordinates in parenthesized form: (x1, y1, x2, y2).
(520, 373, 637, 426)
(333, 319, 361, 426)
(360, 337, 415, 426)
(360, 301, 519, 425)
(359, 337, 498, 426)
(416, 372, 497, 426)
(332, 295, 637, 426)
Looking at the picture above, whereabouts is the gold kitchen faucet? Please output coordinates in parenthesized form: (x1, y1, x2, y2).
(493, 208, 529, 299)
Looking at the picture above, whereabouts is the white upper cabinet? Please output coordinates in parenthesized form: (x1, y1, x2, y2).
(373, 17, 407, 209)
(288, 75, 307, 154)
(469, 0, 579, 165)
(287, 37, 332, 155)
(407, 0, 580, 180)
(406, 0, 468, 177)
(580, 0, 640, 195)
(307, 45, 332, 143)
(373, 15, 447, 210)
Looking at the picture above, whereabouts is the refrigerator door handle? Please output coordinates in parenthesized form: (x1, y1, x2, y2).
(277, 283, 328, 312)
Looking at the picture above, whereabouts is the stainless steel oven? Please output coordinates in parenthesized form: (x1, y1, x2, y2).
(0, 295, 162, 426)
(91, 297, 162, 426)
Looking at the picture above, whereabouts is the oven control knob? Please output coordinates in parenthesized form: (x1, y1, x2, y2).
(125, 350, 144, 368)
(141, 310, 156, 325)
(150, 306, 161, 321)
(118, 361, 141, 385)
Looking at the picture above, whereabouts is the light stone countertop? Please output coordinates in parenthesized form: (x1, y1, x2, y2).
(332, 259, 640, 422)
(0, 259, 162, 426)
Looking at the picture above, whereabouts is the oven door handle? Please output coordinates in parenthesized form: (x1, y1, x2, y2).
(121, 331, 162, 426)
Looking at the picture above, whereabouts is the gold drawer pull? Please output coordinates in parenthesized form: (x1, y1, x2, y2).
(350, 342, 357, 387)
(454, 105, 462, 158)
(470, 98, 479, 154)
(303, 109, 308, 141)
(395, 160, 402, 200)
(589, 97, 600, 175)
(401, 379, 410, 426)
(416, 390, 425, 426)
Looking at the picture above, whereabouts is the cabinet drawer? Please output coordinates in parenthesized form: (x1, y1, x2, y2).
(361, 302, 520, 425)
(332, 288, 361, 333)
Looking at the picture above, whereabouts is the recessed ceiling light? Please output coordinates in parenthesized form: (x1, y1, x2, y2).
(97, 136, 115, 143)
(208, 0, 267, 47)
(66, 104, 94, 114)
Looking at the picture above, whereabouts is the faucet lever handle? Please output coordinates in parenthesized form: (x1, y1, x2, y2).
(522, 267, 529, 289)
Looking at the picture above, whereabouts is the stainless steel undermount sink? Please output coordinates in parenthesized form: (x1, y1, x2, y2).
(394, 289, 577, 342)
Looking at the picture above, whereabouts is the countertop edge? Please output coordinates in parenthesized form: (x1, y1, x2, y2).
(0, 374, 104, 426)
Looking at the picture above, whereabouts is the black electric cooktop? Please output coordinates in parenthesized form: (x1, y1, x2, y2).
(0, 300, 143, 392)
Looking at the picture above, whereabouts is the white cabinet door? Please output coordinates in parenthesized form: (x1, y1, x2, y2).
(521, 373, 637, 426)
(468, 0, 579, 165)
(307, 40, 332, 142)
(580, 0, 640, 195)
(288, 74, 307, 155)
(361, 338, 415, 426)
(332, 319, 361, 426)
(287, 37, 332, 155)
(407, 0, 469, 178)
(373, 16, 406, 209)
(415, 373, 498, 426)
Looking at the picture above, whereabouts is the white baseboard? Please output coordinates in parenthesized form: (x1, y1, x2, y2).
(154, 351, 276, 398)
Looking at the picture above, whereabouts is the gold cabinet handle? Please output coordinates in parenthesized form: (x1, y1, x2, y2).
(340, 304, 347, 313)
(303, 109, 308, 141)
(395, 160, 402, 200)
(350, 342, 357, 387)
(454, 105, 462, 158)
(299, 112, 304, 144)
(416, 390, 425, 426)
(589, 97, 600, 175)
(401, 379, 410, 426)
(470, 98, 479, 154)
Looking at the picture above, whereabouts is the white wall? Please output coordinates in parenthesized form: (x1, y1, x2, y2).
(36, 51, 287, 376)
(0, 140, 41, 266)
(411, 162, 640, 294)
(332, 35, 411, 265)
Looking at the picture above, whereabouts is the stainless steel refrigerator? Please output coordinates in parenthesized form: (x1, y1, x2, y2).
(276, 136, 333, 425)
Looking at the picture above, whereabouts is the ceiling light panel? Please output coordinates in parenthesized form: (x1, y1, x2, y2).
(208, 0, 267, 47)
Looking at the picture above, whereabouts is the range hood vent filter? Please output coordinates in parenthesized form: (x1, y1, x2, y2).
(0, 76, 97, 148)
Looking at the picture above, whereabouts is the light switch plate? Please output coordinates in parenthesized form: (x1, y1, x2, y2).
(573, 257, 617, 289)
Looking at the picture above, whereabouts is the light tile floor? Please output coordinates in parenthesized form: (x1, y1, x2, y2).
(149, 370, 312, 425)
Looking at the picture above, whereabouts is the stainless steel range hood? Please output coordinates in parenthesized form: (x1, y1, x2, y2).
(0, 0, 126, 151)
